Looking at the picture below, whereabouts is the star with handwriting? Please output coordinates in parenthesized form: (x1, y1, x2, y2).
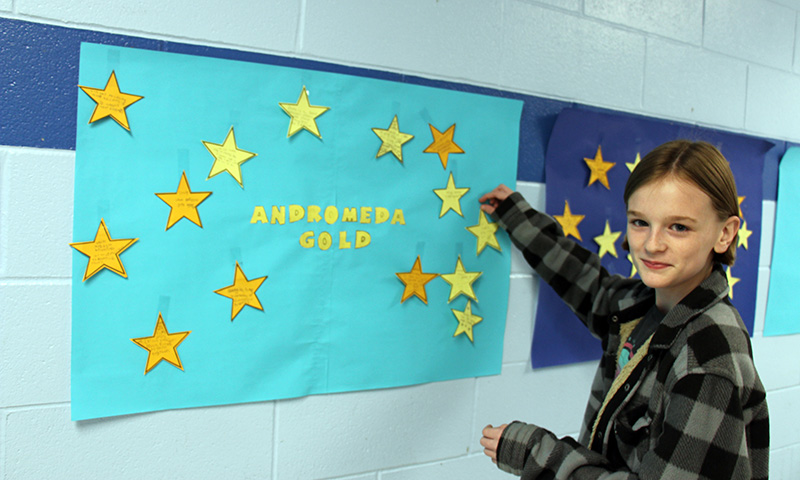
(70, 219, 138, 281)
(738, 220, 753, 249)
(440, 256, 482, 302)
(584, 145, 615, 189)
(433, 172, 470, 218)
(155, 171, 212, 230)
(214, 262, 268, 321)
(131, 312, 190, 374)
(279, 86, 330, 138)
(451, 300, 483, 342)
(78, 71, 143, 131)
(423, 123, 464, 169)
(396, 256, 439, 304)
(372, 115, 414, 163)
(593, 220, 622, 258)
(466, 210, 501, 255)
(554, 200, 584, 241)
(202, 127, 257, 188)
(726, 266, 740, 299)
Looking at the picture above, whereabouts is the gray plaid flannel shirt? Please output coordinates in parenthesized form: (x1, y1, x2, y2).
(493, 192, 769, 480)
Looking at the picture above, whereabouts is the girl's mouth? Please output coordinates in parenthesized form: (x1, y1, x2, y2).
(641, 259, 670, 270)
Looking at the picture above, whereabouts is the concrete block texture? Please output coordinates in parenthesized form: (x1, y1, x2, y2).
(0, 147, 74, 278)
(643, 38, 747, 129)
(746, 66, 800, 142)
(14, 0, 300, 53)
(585, 0, 703, 45)
(704, 0, 795, 70)
(302, 0, 505, 87)
(274, 379, 475, 479)
(473, 362, 597, 454)
(503, 275, 539, 364)
(766, 387, 800, 449)
(0, 284, 71, 407)
(381, 454, 508, 480)
(501, 1, 646, 110)
(2, 403, 274, 479)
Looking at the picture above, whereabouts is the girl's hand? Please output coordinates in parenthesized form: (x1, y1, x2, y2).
(479, 184, 513, 215)
(480, 423, 508, 463)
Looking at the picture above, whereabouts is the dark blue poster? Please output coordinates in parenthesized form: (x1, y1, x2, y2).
(531, 108, 773, 368)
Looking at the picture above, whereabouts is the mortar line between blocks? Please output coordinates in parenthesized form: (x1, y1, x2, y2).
(271, 401, 279, 479)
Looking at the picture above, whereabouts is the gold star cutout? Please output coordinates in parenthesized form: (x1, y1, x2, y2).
(738, 220, 752, 249)
(423, 123, 464, 169)
(626, 152, 641, 173)
(554, 200, 585, 241)
(627, 253, 638, 278)
(372, 115, 414, 163)
(584, 145, 615, 189)
(396, 256, 439, 304)
(466, 210, 501, 255)
(726, 266, 740, 299)
(70, 219, 138, 281)
(214, 262, 268, 321)
(202, 127, 257, 188)
(440, 256, 482, 303)
(78, 71, 143, 131)
(594, 220, 622, 258)
(738, 196, 746, 217)
(155, 171, 212, 230)
(452, 300, 483, 342)
(279, 86, 330, 138)
(131, 313, 190, 375)
(433, 172, 470, 218)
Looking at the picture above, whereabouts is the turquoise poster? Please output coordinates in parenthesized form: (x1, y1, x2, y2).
(71, 43, 522, 420)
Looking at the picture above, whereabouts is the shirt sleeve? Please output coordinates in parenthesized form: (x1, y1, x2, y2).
(495, 374, 756, 480)
(493, 192, 642, 338)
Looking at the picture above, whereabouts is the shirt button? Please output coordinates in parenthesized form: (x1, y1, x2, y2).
(611, 315, 619, 323)
(624, 384, 631, 392)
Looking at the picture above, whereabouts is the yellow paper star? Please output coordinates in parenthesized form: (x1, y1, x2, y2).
(726, 266, 740, 299)
(738, 196, 746, 217)
(202, 127, 257, 188)
(466, 210, 501, 255)
(423, 123, 464, 169)
(452, 300, 483, 342)
(738, 220, 752, 249)
(78, 71, 143, 131)
(584, 145, 615, 189)
(433, 172, 470, 218)
(372, 115, 414, 163)
(70, 219, 138, 281)
(279, 86, 330, 138)
(554, 200, 585, 241)
(626, 152, 641, 173)
(440, 256, 482, 303)
(214, 262, 268, 321)
(627, 253, 638, 278)
(396, 256, 439, 304)
(594, 220, 622, 258)
(131, 312, 190, 374)
(155, 171, 212, 230)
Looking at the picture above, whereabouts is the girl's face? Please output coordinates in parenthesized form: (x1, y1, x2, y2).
(626, 176, 739, 312)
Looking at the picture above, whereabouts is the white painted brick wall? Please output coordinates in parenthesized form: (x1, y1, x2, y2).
(585, 0, 704, 45)
(704, 0, 796, 70)
(2, 0, 800, 478)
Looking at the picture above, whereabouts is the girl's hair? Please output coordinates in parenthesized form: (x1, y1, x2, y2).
(622, 140, 740, 265)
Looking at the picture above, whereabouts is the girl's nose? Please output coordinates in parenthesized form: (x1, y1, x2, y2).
(645, 230, 666, 252)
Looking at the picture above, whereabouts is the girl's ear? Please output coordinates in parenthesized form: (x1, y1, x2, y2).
(714, 216, 741, 254)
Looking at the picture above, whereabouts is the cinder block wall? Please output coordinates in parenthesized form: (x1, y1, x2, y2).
(2, 1, 800, 478)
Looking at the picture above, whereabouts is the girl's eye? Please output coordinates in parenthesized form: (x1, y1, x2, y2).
(630, 219, 647, 227)
(671, 224, 689, 232)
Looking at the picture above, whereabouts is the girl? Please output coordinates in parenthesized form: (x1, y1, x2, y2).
(478, 140, 769, 479)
